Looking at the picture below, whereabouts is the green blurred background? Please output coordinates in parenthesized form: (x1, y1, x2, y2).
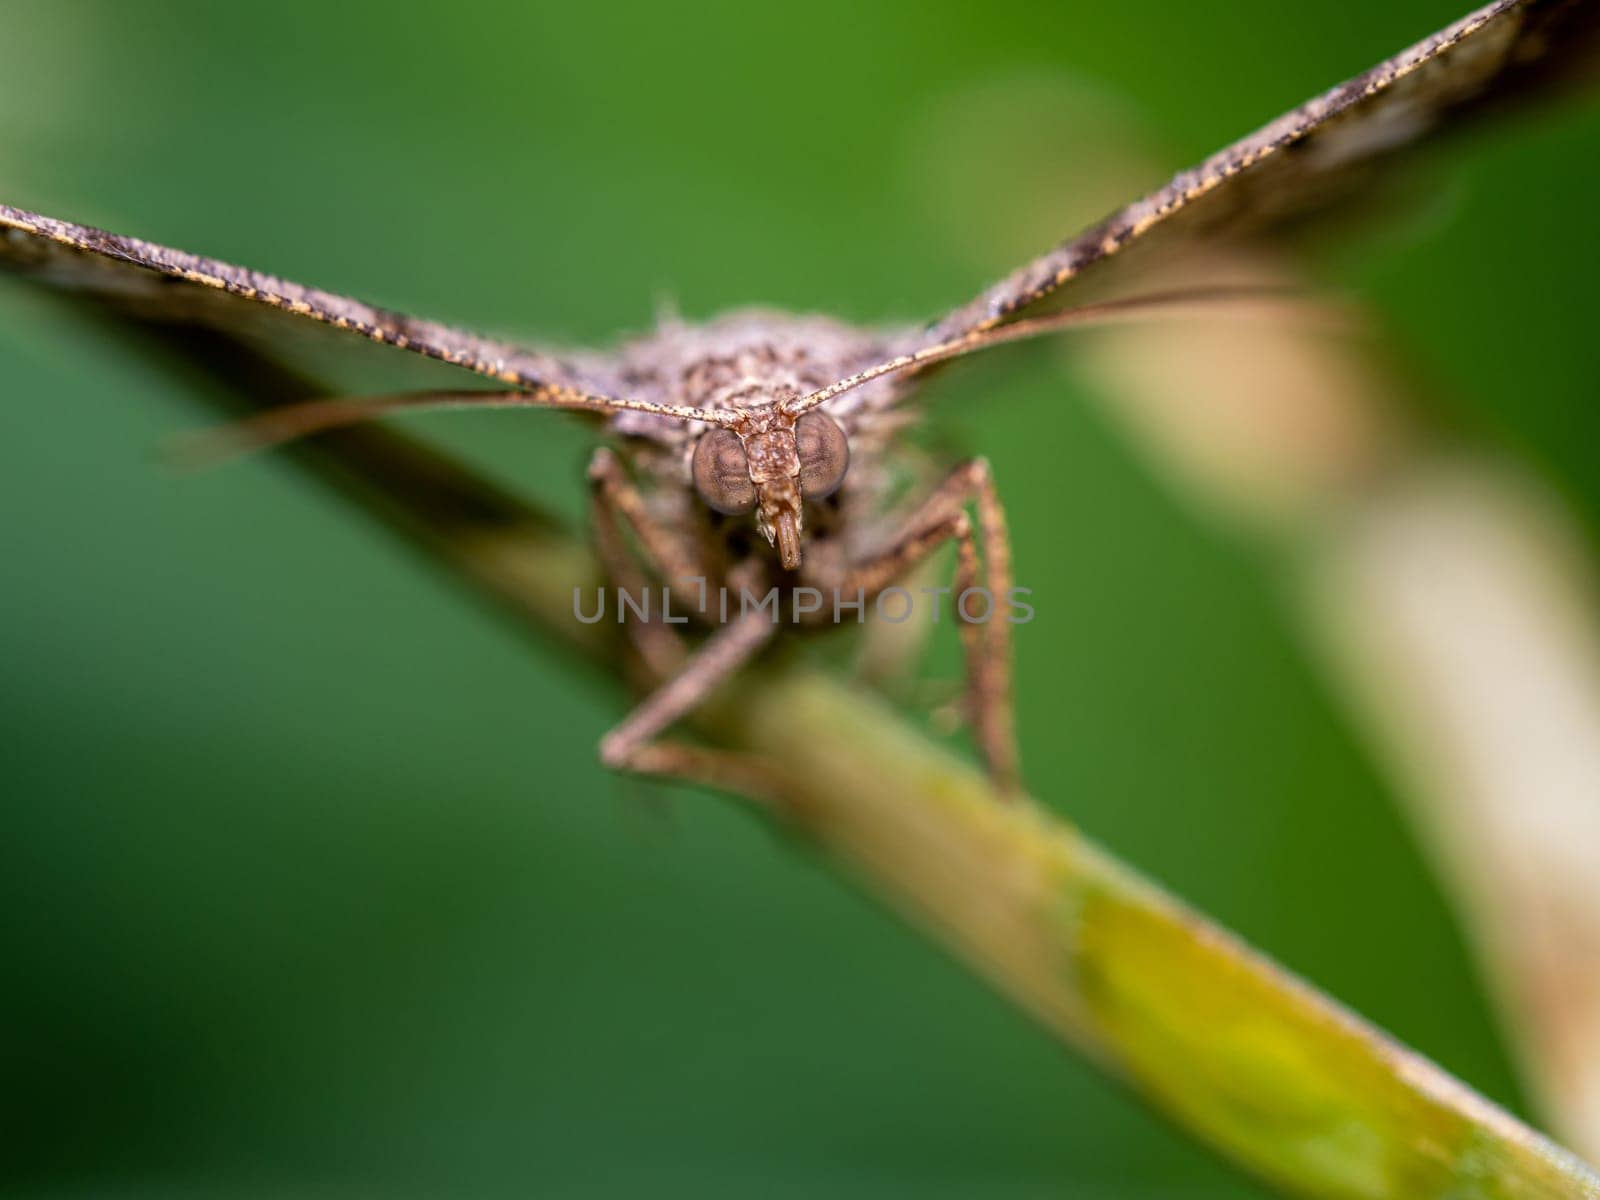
(4, 1, 1599, 1195)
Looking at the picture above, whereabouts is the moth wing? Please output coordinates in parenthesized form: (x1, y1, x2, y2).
(0, 203, 608, 395)
(929, 0, 1600, 341)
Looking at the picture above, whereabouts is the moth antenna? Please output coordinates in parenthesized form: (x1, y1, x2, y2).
(781, 283, 1340, 417)
(171, 386, 739, 468)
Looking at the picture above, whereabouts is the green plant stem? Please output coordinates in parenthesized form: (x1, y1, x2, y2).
(143, 323, 1600, 1199)
(733, 672, 1599, 1199)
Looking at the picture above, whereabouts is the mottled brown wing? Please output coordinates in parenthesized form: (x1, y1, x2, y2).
(0, 203, 598, 392)
(930, 0, 1600, 341)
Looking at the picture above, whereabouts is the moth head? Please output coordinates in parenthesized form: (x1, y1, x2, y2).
(691, 408, 849, 570)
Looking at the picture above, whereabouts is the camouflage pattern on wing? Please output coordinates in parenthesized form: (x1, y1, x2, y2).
(0, 203, 601, 393)
(930, 0, 1600, 341)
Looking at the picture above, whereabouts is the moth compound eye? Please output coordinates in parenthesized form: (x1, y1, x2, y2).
(796, 411, 849, 500)
(692, 428, 757, 515)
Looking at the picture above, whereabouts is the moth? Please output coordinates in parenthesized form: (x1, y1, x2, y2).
(3, 0, 1597, 803)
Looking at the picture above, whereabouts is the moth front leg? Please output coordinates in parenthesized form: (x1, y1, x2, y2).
(588, 451, 792, 810)
(587, 448, 707, 586)
(817, 458, 1021, 796)
(597, 608, 792, 811)
(587, 448, 691, 681)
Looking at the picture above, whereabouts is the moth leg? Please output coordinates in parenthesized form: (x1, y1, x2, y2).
(837, 452, 947, 696)
(587, 449, 689, 681)
(588, 448, 705, 594)
(598, 609, 791, 811)
(828, 458, 1021, 796)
